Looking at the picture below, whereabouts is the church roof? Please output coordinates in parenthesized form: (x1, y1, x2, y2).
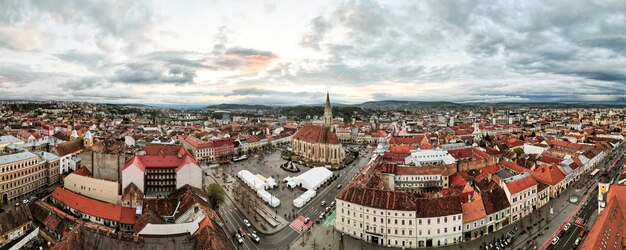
(293, 124, 340, 144)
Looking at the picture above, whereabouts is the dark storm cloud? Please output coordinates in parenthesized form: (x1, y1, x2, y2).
(289, 0, 626, 102)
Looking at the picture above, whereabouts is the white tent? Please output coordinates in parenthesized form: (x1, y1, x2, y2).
(293, 197, 305, 208)
(266, 177, 277, 189)
(293, 167, 333, 191)
(268, 195, 280, 207)
(287, 181, 298, 189)
(238, 170, 268, 191)
(257, 189, 272, 202)
(299, 190, 316, 202)
(282, 176, 292, 183)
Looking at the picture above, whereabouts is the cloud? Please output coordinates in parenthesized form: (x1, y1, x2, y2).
(55, 50, 107, 68)
(0, 63, 48, 88)
(61, 76, 109, 91)
(215, 47, 278, 73)
(0, 0, 158, 52)
(111, 62, 196, 85)
(3, 0, 626, 104)
(0, 26, 44, 51)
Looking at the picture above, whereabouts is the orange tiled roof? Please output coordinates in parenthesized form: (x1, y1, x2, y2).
(505, 175, 537, 194)
(293, 124, 339, 144)
(51, 187, 136, 225)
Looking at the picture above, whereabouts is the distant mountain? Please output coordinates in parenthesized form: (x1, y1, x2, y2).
(356, 100, 462, 109)
(206, 103, 274, 110)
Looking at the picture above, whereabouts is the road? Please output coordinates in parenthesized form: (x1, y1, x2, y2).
(216, 148, 375, 250)
(548, 148, 624, 250)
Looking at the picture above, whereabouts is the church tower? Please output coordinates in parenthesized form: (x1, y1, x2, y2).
(323, 89, 333, 125)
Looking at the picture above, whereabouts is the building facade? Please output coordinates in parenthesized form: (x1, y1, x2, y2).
(291, 124, 345, 165)
(122, 152, 202, 196)
(0, 150, 59, 205)
(335, 186, 463, 248)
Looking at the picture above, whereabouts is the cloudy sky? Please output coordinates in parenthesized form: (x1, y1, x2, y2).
(1, 0, 626, 105)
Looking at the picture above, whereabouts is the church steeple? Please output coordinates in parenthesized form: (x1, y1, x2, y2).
(324, 88, 332, 125)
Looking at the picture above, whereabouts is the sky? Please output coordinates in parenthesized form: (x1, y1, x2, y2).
(1, 0, 626, 105)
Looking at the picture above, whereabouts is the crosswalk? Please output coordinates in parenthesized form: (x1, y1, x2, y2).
(289, 216, 313, 234)
(575, 216, 585, 226)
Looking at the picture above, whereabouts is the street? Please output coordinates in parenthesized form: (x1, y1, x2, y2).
(212, 147, 374, 250)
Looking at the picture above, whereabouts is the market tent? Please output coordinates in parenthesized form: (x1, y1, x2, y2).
(293, 167, 333, 191)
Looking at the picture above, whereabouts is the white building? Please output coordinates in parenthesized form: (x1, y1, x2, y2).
(335, 186, 463, 248)
(503, 173, 538, 223)
(122, 153, 202, 196)
(404, 149, 456, 166)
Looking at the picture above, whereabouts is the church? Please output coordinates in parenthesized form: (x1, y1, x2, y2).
(291, 91, 346, 165)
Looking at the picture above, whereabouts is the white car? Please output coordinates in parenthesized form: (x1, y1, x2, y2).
(551, 236, 560, 245)
(250, 233, 260, 243)
(235, 234, 244, 244)
(243, 219, 251, 228)
(564, 222, 571, 232)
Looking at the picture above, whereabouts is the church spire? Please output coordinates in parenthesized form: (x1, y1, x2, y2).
(324, 88, 332, 125)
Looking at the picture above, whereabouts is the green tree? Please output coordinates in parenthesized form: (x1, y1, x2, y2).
(205, 183, 225, 209)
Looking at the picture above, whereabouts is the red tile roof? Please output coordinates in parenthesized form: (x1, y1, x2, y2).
(505, 174, 537, 194)
(448, 148, 490, 160)
(51, 187, 136, 225)
(532, 164, 566, 186)
(480, 165, 501, 175)
(123, 153, 199, 172)
(293, 124, 340, 144)
(461, 193, 486, 223)
(499, 161, 531, 174)
(337, 186, 462, 217)
(183, 135, 213, 148)
(388, 135, 428, 145)
(143, 144, 188, 156)
(72, 166, 92, 177)
(581, 185, 626, 250)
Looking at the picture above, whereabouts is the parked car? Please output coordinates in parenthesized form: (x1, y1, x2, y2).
(330, 201, 335, 207)
(337, 184, 342, 189)
(321, 201, 326, 206)
(319, 212, 326, 220)
(250, 233, 260, 243)
(574, 237, 581, 246)
(551, 236, 560, 245)
(579, 230, 586, 237)
(243, 219, 251, 228)
(564, 222, 571, 232)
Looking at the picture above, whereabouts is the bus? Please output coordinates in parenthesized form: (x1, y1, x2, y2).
(590, 169, 600, 177)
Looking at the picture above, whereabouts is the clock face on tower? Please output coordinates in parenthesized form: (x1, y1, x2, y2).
(600, 184, 608, 194)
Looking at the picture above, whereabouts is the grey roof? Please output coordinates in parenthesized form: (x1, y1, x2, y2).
(0, 151, 39, 165)
(0, 135, 22, 144)
(39, 151, 60, 161)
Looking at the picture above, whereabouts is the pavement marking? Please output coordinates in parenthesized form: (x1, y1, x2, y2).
(290, 216, 314, 234)
(323, 210, 336, 228)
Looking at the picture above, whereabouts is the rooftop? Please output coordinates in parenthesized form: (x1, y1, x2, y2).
(0, 151, 39, 165)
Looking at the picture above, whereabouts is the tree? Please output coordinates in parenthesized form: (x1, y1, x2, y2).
(205, 183, 225, 209)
